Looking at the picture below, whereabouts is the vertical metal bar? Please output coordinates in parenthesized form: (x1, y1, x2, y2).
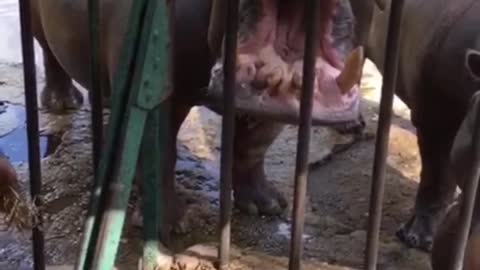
(18, 0, 45, 269)
(218, 0, 239, 268)
(75, 1, 147, 269)
(287, 0, 320, 269)
(139, 0, 173, 268)
(450, 102, 480, 270)
(84, 0, 172, 267)
(88, 0, 103, 174)
(91, 108, 147, 270)
(363, 0, 405, 269)
(141, 102, 171, 270)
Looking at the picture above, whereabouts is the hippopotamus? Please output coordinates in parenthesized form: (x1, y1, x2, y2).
(431, 50, 480, 270)
(30, 0, 364, 232)
(349, 0, 480, 251)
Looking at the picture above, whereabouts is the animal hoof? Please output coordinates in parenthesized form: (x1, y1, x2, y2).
(41, 84, 84, 112)
(396, 215, 434, 252)
(234, 180, 288, 216)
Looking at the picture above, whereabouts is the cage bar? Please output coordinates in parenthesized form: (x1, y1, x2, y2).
(363, 0, 405, 269)
(88, 0, 104, 174)
(287, 0, 321, 269)
(18, 0, 46, 269)
(218, 0, 239, 268)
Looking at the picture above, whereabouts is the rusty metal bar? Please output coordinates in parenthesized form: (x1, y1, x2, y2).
(450, 98, 480, 269)
(88, 0, 103, 174)
(363, 0, 405, 269)
(18, 0, 45, 269)
(288, 0, 320, 269)
(218, 0, 239, 268)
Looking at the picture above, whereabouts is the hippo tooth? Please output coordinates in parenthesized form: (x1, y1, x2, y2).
(336, 46, 364, 95)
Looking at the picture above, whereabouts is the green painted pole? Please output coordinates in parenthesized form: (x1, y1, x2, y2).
(76, 0, 149, 269)
(77, 0, 173, 268)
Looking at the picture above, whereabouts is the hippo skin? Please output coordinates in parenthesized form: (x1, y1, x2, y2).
(431, 50, 480, 270)
(352, 0, 480, 251)
(30, 0, 365, 235)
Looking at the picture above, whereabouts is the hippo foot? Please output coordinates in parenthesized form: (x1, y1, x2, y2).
(40, 84, 84, 112)
(234, 179, 288, 216)
(131, 195, 189, 235)
(396, 213, 438, 252)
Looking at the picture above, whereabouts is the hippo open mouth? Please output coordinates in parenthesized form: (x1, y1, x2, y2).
(206, 0, 363, 126)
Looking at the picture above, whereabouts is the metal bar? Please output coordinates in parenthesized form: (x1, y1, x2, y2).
(208, 0, 227, 58)
(88, 0, 103, 174)
(287, 0, 320, 269)
(363, 0, 405, 269)
(450, 98, 480, 270)
(218, 0, 239, 268)
(86, 0, 172, 267)
(91, 107, 147, 270)
(141, 103, 171, 270)
(138, 0, 173, 268)
(18, 0, 45, 269)
(75, 1, 148, 268)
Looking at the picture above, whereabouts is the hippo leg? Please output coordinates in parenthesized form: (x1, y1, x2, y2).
(232, 117, 288, 216)
(30, 2, 83, 112)
(397, 120, 458, 251)
(132, 101, 191, 242)
(161, 103, 192, 238)
(39, 47, 84, 112)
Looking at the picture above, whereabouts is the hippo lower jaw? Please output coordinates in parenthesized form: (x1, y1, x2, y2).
(204, 63, 362, 128)
(205, 0, 364, 130)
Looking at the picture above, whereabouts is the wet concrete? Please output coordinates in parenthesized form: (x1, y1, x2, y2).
(0, 0, 53, 164)
(0, 103, 55, 164)
(0, 0, 44, 65)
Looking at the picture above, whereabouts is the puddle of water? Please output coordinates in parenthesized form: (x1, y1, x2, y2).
(276, 222, 311, 240)
(0, 104, 59, 164)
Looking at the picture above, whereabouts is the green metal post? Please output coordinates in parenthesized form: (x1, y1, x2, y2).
(76, 0, 173, 269)
(91, 107, 148, 270)
(140, 102, 171, 269)
(75, 1, 148, 268)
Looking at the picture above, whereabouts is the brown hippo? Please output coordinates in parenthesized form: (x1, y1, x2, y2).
(30, 0, 364, 232)
(349, 0, 480, 251)
(431, 49, 480, 270)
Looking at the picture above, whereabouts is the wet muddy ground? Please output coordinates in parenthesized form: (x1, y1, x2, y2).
(0, 1, 432, 269)
(0, 57, 430, 270)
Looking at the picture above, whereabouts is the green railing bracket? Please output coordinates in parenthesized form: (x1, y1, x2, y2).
(134, 0, 172, 110)
(76, 0, 173, 269)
